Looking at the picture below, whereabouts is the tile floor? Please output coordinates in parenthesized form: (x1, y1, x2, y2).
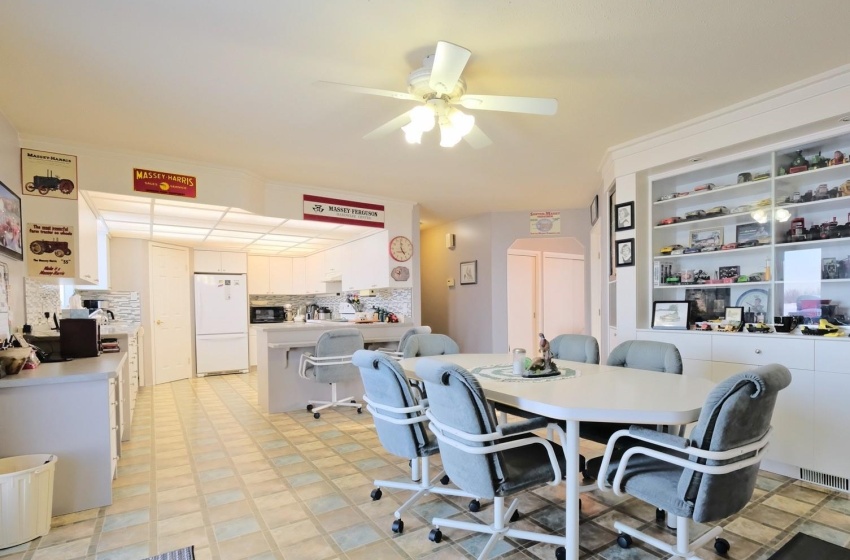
(3, 372, 850, 560)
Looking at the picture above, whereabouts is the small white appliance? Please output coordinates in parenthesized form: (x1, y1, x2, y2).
(194, 273, 249, 376)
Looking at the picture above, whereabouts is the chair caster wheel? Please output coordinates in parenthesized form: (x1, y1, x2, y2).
(581, 469, 596, 481)
(391, 519, 404, 534)
(313, 412, 321, 419)
(370, 488, 382, 501)
(655, 508, 666, 522)
(714, 537, 730, 555)
(617, 533, 632, 548)
(555, 546, 566, 560)
(351, 399, 357, 403)
(306, 404, 314, 412)
(428, 528, 442, 543)
(510, 509, 520, 522)
(357, 407, 363, 414)
(468, 499, 480, 512)
(440, 475, 450, 485)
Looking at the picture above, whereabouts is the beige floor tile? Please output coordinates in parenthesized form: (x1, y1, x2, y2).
(157, 495, 203, 520)
(96, 522, 150, 552)
(157, 511, 205, 537)
(155, 525, 210, 555)
(270, 518, 321, 548)
(280, 535, 338, 560)
(207, 499, 255, 525)
(216, 531, 272, 560)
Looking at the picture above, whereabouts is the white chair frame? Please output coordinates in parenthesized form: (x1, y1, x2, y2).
(426, 411, 567, 560)
(597, 427, 773, 559)
(363, 396, 478, 522)
(298, 353, 361, 415)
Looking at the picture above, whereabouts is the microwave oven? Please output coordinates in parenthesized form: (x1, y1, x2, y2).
(250, 306, 285, 323)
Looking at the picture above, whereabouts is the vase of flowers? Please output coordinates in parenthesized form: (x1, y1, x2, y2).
(347, 293, 366, 321)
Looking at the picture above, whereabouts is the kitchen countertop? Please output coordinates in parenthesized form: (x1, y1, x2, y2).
(252, 321, 412, 331)
(0, 352, 127, 388)
(99, 323, 141, 335)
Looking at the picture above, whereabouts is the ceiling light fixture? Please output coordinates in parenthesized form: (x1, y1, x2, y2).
(751, 208, 792, 223)
(401, 98, 475, 148)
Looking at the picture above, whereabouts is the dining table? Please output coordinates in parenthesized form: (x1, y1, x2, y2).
(398, 353, 716, 560)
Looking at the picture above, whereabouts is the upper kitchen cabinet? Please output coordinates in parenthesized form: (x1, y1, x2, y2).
(342, 230, 398, 291)
(304, 252, 324, 294)
(78, 218, 111, 290)
(247, 255, 293, 295)
(194, 250, 247, 274)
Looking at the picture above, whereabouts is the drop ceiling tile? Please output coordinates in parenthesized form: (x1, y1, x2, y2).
(109, 232, 151, 240)
(208, 230, 262, 240)
(260, 234, 311, 243)
(153, 205, 226, 220)
(104, 221, 151, 232)
(99, 211, 152, 224)
(152, 225, 211, 235)
(272, 220, 341, 232)
(151, 232, 206, 241)
(93, 199, 152, 214)
(205, 235, 254, 244)
(219, 212, 285, 227)
(215, 222, 278, 234)
(153, 215, 220, 228)
(154, 199, 229, 211)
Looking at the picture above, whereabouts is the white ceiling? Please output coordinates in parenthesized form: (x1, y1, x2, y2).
(83, 191, 373, 255)
(2, 1, 850, 226)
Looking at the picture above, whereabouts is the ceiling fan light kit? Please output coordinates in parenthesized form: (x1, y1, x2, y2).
(317, 40, 557, 149)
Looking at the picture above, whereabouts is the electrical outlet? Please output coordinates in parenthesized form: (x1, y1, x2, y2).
(446, 278, 455, 287)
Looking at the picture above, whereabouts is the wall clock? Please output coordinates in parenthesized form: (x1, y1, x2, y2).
(391, 266, 410, 281)
(736, 289, 769, 315)
(389, 236, 413, 262)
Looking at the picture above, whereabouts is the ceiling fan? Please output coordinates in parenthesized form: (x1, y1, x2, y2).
(316, 41, 558, 149)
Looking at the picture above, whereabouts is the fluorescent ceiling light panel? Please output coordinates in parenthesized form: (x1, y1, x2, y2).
(219, 212, 285, 226)
(109, 231, 151, 239)
(215, 222, 278, 234)
(99, 211, 152, 224)
(260, 234, 311, 243)
(153, 205, 225, 220)
(205, 235, 252, 244)
(273, 220, 340, 231)
(94, 199, 152, 214)
(153, 216, 220, 228)
(104, 221, 151, 232)
(152, 225, 210, 235)
(155, 199, 228, 211)
(152, 233, 206, 241)
(208, 230, 262, 240)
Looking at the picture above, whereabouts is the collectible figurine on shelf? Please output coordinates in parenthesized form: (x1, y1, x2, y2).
(789, 150, 809, 173)
(832, 150, 845, 166)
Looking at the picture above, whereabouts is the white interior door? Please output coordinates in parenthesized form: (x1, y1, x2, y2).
(590, 222, 602, 344)
(150, 244, 192, 384)
(507, 252, 538, 354)
(542, 252, 586, 335)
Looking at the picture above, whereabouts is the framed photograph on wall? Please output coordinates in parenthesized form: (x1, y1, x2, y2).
(460, 260, 477, 285)
(590, 195, 599, 226)
(651, 301, 691, 330)
(615, 238, 634, 267)
(0, 180, 23, 261)
(614, 201, 634, 231)
(736, 222, 770, 246)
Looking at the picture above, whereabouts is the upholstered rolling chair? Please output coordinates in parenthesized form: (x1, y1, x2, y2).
(598, 363, 791, 559)
(416, 358, 569, 560)
(549, 334, 600, 364)
(401, 333, 460, 358)
(352, 350, 479, 535)
(298, 328, 365, 419)
(581, 340, 683, 479)
(378, 326, 432, 358)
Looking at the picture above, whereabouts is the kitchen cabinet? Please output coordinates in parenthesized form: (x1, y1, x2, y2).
(324, 246, 343, 280)
(291, 258, 306, 294)
(270, 257, 293, 294)
(194, 250, 247, 273)
(304, 252, 324, 294)
(76, 196, 100, 285)
(343, 230, 391, 291)
(247, 255, 270, 294)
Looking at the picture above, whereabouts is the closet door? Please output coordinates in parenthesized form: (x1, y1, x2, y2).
(542, 252, 585, 335)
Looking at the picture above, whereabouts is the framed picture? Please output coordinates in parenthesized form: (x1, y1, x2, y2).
(615, 238, 635, 267)
(589, 195, 599, 226)
(685, 287, 731, 322)
(718, 265, 740, 280)
(689, 227, 723, 250)
(609, 189, 617, 279)
(0, 180, 23, 261)
(20, 148, 78, 200)
(736, 222, 770, 246)
(725, 306, 744, 322)
(460, 260, 477, 285)
(652, 300, 691, 330)
(614, 201, 634, 231)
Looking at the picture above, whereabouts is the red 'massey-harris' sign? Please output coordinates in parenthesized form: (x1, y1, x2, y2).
(133, 168, 197, 198)
(303, 195, 384, 228)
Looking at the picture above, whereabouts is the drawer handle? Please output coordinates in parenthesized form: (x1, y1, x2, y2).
(755, 349, 762, 354)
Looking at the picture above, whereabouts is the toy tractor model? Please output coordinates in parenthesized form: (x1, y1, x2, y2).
(29, 239, 72, 257)
(24, 171, 74, 196)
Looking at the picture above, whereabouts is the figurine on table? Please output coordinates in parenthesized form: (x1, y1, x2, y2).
(528, 332, 558, 373)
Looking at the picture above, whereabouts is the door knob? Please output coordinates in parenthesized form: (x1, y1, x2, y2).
(156, 320, 163, 325)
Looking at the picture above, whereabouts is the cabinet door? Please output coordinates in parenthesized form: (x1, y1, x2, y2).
(247, 256, 270, 294)
(220, 252, 247, 273)
(77, 197, 100, 284)
(324, 246, 342, 277)
(305, 253, 323, 294)
(712, 335, 814, 371)
(813, 371, 850, 478)
(291, 258, 306, 294)
(269, 257, 293, 294)
(193, 250, 222, 272)
(342, 238, 365, 291)
(361, 231, 390, 289)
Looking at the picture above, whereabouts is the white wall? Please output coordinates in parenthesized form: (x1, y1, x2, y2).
(0, 112, 25, 328)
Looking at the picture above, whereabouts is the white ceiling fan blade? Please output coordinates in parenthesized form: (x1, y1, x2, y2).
(458, 94, 558, 116)
(429, 41, 471, 95)
(463, 125, 493, 149)
(363, 110, 412, 140)
(315, 81, 418, 101)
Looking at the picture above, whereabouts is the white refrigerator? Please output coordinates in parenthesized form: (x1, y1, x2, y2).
(194, 273, 249, 375)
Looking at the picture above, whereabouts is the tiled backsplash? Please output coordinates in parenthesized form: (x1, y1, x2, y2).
(76, 290, 142, 323)
(250, 288, 412, 319)
(24, 278, 61, 329)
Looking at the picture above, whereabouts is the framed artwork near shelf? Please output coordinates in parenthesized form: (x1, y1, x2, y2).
(736, 222, 771, 246)
(689, 227, 723, 250)
(615, 238, 634, 267)
(725, 306, 744, 323)
(0, 180, 23, 261)
(614, 201, 634, 231)
(590, 195, 599, 226)
(651, 300, 690, 330)
(685, 287, 731, 322)
(460, 260, 477, 285)
(719, 266, 740, 280)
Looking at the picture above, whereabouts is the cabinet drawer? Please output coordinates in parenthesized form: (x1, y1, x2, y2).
(711, 335, 813, 370)
(637, 330, 711, 360)
(815, 340, 850, 374)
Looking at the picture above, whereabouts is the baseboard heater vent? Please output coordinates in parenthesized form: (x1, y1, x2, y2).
(800, 468, 850, 492)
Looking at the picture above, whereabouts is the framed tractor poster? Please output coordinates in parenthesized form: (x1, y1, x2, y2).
(26, 223, 76, 278)
(21, 149, 78, 200)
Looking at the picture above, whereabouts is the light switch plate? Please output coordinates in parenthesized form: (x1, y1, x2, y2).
(446, 278, 455, 287)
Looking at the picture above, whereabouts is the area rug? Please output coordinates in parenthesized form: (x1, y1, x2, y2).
(142, 546, 194, 560)
(768, 533, 850, 560)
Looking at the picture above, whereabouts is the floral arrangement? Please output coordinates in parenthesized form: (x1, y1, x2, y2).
(346, 293, 364, 312)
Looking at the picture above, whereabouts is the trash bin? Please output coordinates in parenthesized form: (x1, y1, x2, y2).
(0, 454, 57, 549)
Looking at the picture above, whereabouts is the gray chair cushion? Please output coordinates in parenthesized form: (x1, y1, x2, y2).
(416, 358, 565, 500)
(397, 326, 432, 353)
(306, 328, 364, 384)
(352, 350, 435, 460)
(607, 364, 791, 524)
(402, 334, 460, 358)
(606, 340, 683, 374)
(550, 334, 600, 364)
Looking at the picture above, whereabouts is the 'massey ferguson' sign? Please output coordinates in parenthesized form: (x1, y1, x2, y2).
(133, 168, 197, 198)
(303, 195, 384, 228)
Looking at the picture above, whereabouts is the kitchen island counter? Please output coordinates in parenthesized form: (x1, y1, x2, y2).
(257, 321, 411, 413)
(0, 352, 125, 388)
